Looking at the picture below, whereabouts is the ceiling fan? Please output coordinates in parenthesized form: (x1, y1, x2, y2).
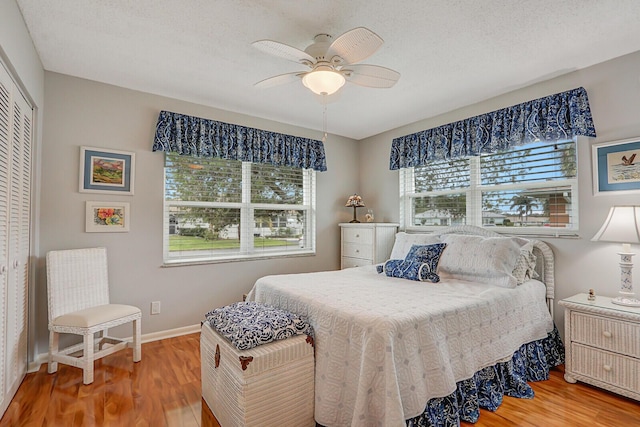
(252, 27, 400, 96)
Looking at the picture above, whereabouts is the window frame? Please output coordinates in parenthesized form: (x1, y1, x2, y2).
(400, 139, 580, 237)
(162, 156, 316, 265)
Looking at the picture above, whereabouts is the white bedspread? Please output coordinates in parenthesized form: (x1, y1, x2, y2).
(247, 265, 553, 427)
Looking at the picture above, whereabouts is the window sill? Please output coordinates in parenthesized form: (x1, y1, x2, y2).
(161, 249, 316, 267)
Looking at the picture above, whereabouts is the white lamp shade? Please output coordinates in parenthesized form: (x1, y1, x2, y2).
(302, 69, 346, 95)
(592, 205, 640, 244)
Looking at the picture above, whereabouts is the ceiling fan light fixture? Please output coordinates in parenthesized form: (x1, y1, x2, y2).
(302, 69, 346, 95)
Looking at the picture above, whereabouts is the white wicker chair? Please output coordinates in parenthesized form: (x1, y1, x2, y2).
(45, 247, 142, 384)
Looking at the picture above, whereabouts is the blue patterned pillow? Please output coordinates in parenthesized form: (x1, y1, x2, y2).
(205, 301, 313, 350)
(405, 243, 447, 281)
(405, 243, 447, 264)
(381, 259, 441, 283)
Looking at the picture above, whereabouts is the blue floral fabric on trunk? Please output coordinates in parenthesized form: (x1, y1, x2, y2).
(205, 301, 313, 350)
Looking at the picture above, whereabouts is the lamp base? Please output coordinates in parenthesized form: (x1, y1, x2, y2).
(611, 295, 640, 307)
(612, 249, 639, 306)
(349, 205, 362, 223)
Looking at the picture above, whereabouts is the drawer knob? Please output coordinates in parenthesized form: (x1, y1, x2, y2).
(355, 234, 360, 238)
(603, 364, 612, 372)
(603, 331, 612, 338)
(355, 249, 360, 253)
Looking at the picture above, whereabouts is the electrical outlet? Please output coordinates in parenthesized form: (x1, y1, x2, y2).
(151, 301, 161, 315)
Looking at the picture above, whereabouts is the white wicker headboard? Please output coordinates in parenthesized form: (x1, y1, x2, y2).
(422, 225, 555, 317)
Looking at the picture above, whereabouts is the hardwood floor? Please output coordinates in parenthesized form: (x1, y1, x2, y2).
(2, 332, 639, 426)
(460, 367, 640, 427)
(1, 333, 202, 427)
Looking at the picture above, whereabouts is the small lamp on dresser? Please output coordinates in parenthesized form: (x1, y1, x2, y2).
(591, 205, 640, 306)
(345, 194, 365, 223)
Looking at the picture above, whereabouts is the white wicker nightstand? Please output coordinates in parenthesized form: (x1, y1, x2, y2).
(559, 293, 640, 401)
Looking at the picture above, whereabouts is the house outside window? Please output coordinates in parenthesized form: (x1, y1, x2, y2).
(400, 139, 578, 236)
(163, 153, 315, 264)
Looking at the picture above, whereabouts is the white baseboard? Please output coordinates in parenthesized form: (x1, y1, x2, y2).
(139, 323, 201, 344)
(28, 323, 201, 373)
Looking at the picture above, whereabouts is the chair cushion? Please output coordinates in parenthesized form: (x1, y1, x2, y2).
(52, 304, 141, 328)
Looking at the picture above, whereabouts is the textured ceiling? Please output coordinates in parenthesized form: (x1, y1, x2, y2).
(15, 0, 640, 140)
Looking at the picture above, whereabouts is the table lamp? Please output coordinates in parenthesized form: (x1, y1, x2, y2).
(591, 205, 640, 306)
(345, 194, 365, 223)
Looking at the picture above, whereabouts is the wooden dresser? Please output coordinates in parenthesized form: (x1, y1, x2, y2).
(339, 223, 398, 269)
(559, 293, 640, 401)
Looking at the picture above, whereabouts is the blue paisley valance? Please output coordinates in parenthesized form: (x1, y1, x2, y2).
(389, 87, 596, 170)
(153, 110, 327, 172)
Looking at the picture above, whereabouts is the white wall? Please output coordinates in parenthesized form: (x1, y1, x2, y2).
(0, 0, 44, 104)
(35, 72, 360, 356)
(359, 50, 640, 332)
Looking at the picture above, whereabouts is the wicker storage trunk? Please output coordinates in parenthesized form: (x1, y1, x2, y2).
(200, 321, 315, 426)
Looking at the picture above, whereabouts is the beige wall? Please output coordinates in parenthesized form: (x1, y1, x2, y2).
(358, 50, 640, 331)
(36, 72, 360, 357)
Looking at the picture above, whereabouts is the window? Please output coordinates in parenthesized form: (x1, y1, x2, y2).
(163, 153, 315, 264)
(400, 140, 578, 235)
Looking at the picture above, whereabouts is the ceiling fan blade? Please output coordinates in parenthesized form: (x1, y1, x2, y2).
(254, 72, 306, 89)
(343, 64, 400, 88)
(326, 27, 383, 65)
(252, 40, 315, 66)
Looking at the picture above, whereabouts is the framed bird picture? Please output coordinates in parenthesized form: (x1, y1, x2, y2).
(593, 137, 640, 196)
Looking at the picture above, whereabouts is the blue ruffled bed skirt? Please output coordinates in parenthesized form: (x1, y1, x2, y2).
(407, 325, 565, 426)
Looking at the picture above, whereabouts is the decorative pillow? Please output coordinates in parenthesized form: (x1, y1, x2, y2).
(205, 301, 313, 350)
(438, 234, 532, 288)
(511, 242, 538, 284)
(389, 232, 441, 260)
(405, 243, 448, 264)
(381, 259, 441, 283)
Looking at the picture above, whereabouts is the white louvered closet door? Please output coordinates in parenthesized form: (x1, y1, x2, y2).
(0, 61, 31, 418)
(0, 60, 10, 417)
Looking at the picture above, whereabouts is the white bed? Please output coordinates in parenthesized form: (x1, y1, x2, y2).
(245, 225, 560, 427)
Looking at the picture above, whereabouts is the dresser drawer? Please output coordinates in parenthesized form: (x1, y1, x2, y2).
(571, 343, 640, 394)
(339, 223, 398, 271)
(343, 242, 373, 260)
(571, 312, 640, 358)
(342, 227, 373, 245)
(341, 256, 373, 269)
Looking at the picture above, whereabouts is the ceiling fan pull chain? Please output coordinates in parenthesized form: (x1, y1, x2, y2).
(322, 95, 328, 143)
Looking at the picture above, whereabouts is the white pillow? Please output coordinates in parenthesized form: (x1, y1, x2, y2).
(438, 234, 532, 288)
(389, 232, 441, 260)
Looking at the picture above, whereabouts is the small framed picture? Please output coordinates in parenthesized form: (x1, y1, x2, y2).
(592, 137, 640, 196)
(79, 146, 135, 195)
(85, 201, 130, 233)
